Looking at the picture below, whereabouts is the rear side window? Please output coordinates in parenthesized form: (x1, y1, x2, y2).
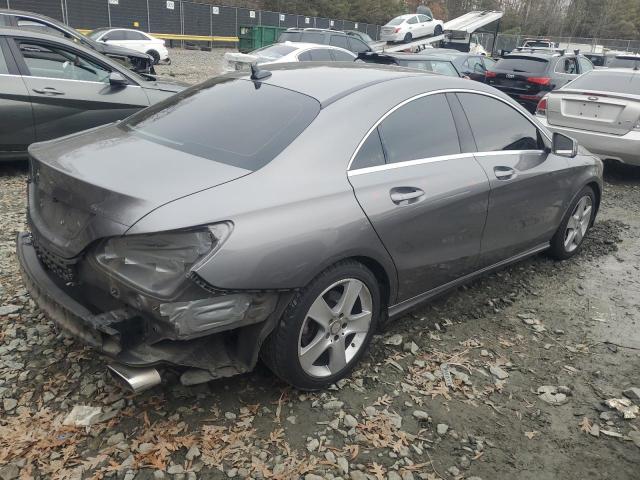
(331, 50, 355, 62)
(556, 57, 578, 74)
(17, 18, 65, 38)
(103, 30, 127, 41)
(122, 79, 321, 171)
(125, 30, 148, 41)
(495, 56, 548, 74)
(304, 49, 333, 61)
(457, 93, 541, 152)
(578, 57, 593, 73)
(407, 16, 418, 25)
(378, 94, 460, 164)
(567, 71, 640, 95)
(352, 128, 386, 170)
(279, 31, 301, 42)
(301, 32, 325, 44)
(329, 35, 349, 50)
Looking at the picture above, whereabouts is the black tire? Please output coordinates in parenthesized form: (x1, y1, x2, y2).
(147, 50, 160, 65)
(404, 32, 413, 44)
(261, 260, 381, 390)
(434, 25, 443, 36)
(549, 185, 596, 260)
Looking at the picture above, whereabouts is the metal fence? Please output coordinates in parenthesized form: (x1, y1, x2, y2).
(475, 32, 640, 55)
(2, 0, 382, 42)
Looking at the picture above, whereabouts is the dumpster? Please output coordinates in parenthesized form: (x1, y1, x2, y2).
(238, 25, 287, 53)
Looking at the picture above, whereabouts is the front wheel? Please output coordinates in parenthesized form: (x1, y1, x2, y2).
(549, 186, 596, 260)
(147, 50, 160, 65)
(261, 260, 380, 390)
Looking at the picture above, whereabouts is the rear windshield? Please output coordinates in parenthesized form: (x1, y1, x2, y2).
(523, 41, 550, 48)
(608, 57, 640, 69)
(386, 18, 405, 26)
(397, 59, 458, 77)
(567, 71, 640, 95)
(252, 44, 297, 60)
(122, 78, 320, 171)
(495, 56, 549, 73)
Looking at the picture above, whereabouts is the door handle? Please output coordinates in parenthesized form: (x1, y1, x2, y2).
(32, 87, 65, 95)
(494, 166, 516, 180)
(390, 187, 425, 205)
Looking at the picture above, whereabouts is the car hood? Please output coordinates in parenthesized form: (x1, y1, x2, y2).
(27, 124, 251, 258)
(92, 40, 152, 60)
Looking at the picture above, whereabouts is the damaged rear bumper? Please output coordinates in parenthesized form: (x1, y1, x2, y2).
(16, 232, 290, 385)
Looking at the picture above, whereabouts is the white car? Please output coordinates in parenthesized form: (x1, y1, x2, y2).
(88, 28, 170, 65)
(380, 13, 444, 43)
(223, 42, 356, 72)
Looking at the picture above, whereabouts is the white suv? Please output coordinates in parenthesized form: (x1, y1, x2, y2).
(380, 13, 444, 43)
(88, 28, 169, 65)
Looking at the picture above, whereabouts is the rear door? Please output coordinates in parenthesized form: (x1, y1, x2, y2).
(456, 92, 571, 265)
(10, 37, 150, 142)
(348, 93, 490, 301)
(0, 37, 34, 155)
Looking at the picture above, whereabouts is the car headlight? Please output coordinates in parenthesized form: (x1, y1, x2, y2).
(95, 223, 232, 297)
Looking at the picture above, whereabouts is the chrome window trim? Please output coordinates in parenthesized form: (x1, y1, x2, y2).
(0, 72, 141, 87)
(347, 88, 551, 172)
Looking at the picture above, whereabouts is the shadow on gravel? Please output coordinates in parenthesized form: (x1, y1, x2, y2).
(604, 160, 640, 184)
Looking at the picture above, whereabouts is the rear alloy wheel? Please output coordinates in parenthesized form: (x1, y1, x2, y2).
(404, 32, 413, 43)
(434, 25, 443, 36)
(550, 186, 595, 259)
(147, 50, 160, 65)
(262, 261, 380, 390)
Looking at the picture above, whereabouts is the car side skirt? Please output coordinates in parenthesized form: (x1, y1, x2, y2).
(388, 242, 550, 319)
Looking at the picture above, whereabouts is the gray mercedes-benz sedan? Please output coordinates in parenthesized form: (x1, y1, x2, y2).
(0, 28, 186, 160)
(17, 63, 603, 392)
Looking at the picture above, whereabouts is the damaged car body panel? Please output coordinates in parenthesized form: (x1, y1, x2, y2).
(17, 63, 603, 391)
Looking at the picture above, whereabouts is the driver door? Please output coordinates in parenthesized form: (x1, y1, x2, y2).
(10, 37, 149, 142)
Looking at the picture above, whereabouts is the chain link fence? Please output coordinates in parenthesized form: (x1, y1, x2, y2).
(2, 0, 382, 43)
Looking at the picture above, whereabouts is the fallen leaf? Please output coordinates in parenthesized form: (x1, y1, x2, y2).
(579, 417, 592, 433)
(524, 431, 540, 439)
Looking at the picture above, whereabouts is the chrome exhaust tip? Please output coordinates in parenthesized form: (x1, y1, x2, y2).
(107, 364, 161, 393)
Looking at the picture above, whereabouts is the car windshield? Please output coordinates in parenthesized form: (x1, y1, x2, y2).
(87, 28, 110, 40)
(386, 18, 405, 26)
(608, 57, 640, 69)
(566, 70, 640, 95)
(397, 59, 458, 76)
(121, 78, 321, 171)
(251, 44, 297, 60)
(495, 56, 549, 73)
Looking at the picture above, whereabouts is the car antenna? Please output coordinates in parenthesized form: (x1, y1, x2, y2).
(250, 63, 272, 81)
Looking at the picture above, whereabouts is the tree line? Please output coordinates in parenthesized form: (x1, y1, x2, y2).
(205, 0, 640, 40)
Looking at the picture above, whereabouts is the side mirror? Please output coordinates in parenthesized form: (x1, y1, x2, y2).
(109, 71, 128, 87)
(552, 132, 578, 158)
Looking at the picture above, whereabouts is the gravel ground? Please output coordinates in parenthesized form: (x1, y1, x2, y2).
(154, 47, 235, 85)
(1, 49, 639, 479)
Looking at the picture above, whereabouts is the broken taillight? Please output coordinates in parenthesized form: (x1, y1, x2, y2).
(536, 96, 548, 116)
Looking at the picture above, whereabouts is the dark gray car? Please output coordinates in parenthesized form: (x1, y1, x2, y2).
(0, 28, 186, 160)
(0, 9, 154, 73)
(16, 63, 603, 392)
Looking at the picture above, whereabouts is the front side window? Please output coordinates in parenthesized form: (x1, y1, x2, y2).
(457, 93, 542, 152)
(378, 94, 460, 164)
(122, 78, 321, 171)
(125, 30, 148, 41)
(19, 42, 111, 83)
(329, 35, 349, 50)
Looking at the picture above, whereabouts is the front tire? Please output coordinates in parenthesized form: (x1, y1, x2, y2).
(262, 260, 380, 390)
(549, 186, 596, 260)
(147, 50, 160, 65)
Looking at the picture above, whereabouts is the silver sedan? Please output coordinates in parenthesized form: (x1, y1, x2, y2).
(536, 68, 640, 166)
(17, 63, 603, 392)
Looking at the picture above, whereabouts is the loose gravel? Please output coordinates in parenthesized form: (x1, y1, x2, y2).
(0, 52, 639, 479)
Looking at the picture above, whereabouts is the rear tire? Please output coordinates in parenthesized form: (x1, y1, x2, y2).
(403, 33, 413, 44)
(434, 25, 443, 36)
(549, 186, 596, 260)
(147, 50, 160, 65)
(261, 260, 380, 390)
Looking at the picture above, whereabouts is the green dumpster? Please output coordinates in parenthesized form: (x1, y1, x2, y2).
(238, 25, 286, 53)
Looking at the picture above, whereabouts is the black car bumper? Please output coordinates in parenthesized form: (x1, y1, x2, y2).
(16, 232, 288, 383)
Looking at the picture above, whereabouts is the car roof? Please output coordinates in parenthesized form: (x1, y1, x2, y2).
(274, 41, 353, 52)
(241, 63, 434, 106)
(394, 14, 417, 20)
(0, 26, 77, 41)
(503, 51, 568, 59)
